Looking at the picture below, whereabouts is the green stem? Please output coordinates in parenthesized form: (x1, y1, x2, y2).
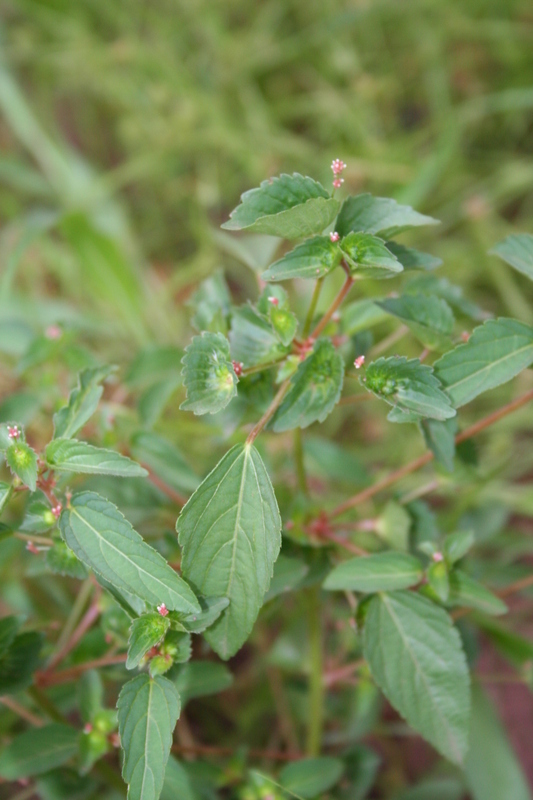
(246, 379, 291, 445)
(310, 272, 354, 341)
(14, 532, 54, 546)
(306, 587, 324, 757)
(293, 429, 308, 496)
(302, 278, 324, 339)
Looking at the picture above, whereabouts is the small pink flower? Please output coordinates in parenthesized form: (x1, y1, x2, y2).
(331, 159, 346, 176)
(232, 360, 244, 378)
(461, 331, 470, 343)
(7, 425, 20, 440)
(329, 231, 340, 243)
(268, 296, 279, 306)
(45, 325, 62, 340)
(84, 723, 93, 734)
(332, 178, 344, 189)
(52, 504, 62, 519)
(432, 551, 444, 563)
(110, 732, 121, 748)
(26, 541, 39, 555)
(157, 603, 169, 617)
(354, 355, 366, 369)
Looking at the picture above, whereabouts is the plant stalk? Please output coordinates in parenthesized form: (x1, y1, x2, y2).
(302, 278, 324, 339)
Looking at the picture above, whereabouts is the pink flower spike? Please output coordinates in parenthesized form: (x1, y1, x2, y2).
(45, 325, 62, 340)
(52, 504, 62, 519)
(332, 178, 344, 189)
(84, 723, 93, 734)
(268, 296, 279, 306)
(157, 603, 169, 617)
(26, 542, 40, 555)
(7, 425, 20, 439)
(432, 551, 444, 563)
(331, 159, 346, 176)
(232, 360, 244, 378)
(354, 355, 366, 369)
(329, 231, 340, 243)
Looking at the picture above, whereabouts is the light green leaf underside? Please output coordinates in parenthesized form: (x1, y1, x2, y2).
(271, 339, 344, 432)
(177, 444, 281, 659)
(490, 233, 533, 282)
(117, 674, 180, 800)
(222, 173, 339, 239)
(262, 236, 341, 281)
(60, 492, 200, 614)
(363, 591, 470, 764)
(45, 438, 147, 477)
(323, 552, 423, 593)
(180, 332, 237, 415)
(0, 724, 78, 779)
(336, 194, 439, 239)
(53, 366, 113, 439)
(433, 318, 533, 407)
(377, 294, 454, 352)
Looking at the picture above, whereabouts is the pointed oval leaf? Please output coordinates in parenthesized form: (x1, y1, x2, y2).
(180, 332, 237, 415)
(385, 241, 443, 271)
(278, 757, 345, 799)
(271, 339, 344, 432)
(177, 444, 282, 659)
(0, 631, 43, 694)
(490, 233, 533, 282)
(6, 441, 38, 491)
(336, 194, 439, 239)
(60, 492, 200, 615)
(262, 236, 342, 281)
(222, 173, 339, 239)
(363, 357, 456, 421)
(117, 674, 180, 800)
(45, 439, 147, 477)
(341, 232, 403, 279)
(377, 294, 454, 352)
(448, 571, 507, 616)
(433, 318, 533, 408)
(126, 613, 171, 670)
(324, 552, 423, 593)
(53, 366, 114, 439)
(0, 724, 78, 779)
(229, 305, 289, 367)
(363, 591, 470, 764)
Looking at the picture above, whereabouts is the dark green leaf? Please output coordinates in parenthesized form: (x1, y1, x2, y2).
(448, 571, 507, 616)
(392, 778, 464, 800)
(161, 756, 199, 800)
(6, 441, 38, 491)
(0, 631, 43, 694)
(178, 444, 282, 659)
(271, 339, 344, 432)
(336, 194, 439, 239)
(490, 234, 533, 282)
(0, 615, 20, 659)
(222, 173, 339, 239)
(175, 595, 230, 634)
(0, 724, 78, 779)
(341, 232, 403, 279)
(229, 305, 289, 367)
(324, 552, 423, 593)
(180, 332, 238, 415)
(127, 613, 171, 670)
(173, 661, 233, 705)
(420, 417, 457, 472)
(262, 236, 342, 281)
(130, 432, 199, 494)
(433, 318, 533, 408)
(385, 241, 442, 271)
(278, 757, 344, 799)
(377, 294, 454, 352)
(46, 439, 147, 477)
(363, 591, 470, 764)
(60, 492, 200, 614)
(117, 674, 180, 800)
(53, 366, 113, 439)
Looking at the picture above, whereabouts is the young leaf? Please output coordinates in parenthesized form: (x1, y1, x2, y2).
(385, 241, 443, 271)
(341, 232, 402, 279)
(443, 531, 474, 564)
(363, 590, 470, 764)
(175, 595, 230, 634)
(420, 417, 457, 473)
(130, 432, 199, 494)
(376, 294, 454, 352)
(173, 661, 233, 705)
(126, 613, 171, 670)
(0, 631, 43, 694)
(0, 724, 78, 779)
(362, 357, 456, 421)
(336, 194, 439, 239)
(117, 674, 180, 800)
(60, 492, 200, 615)
(271, 339, 344, 432)
(262, 236, 342, 281)
(222, 173, 339, 239)
(278, 757, 345, 799)
(324, 552, 423, 593)
(45, 439, 148, 477)
(490, 233, 533, 282)
(229, 305, 289, 367)
(6, 441, 38, 491)
(433, 318, 533, 408)
(448, 571, 507, 616)
(177, 443, 282, 659)
(428, 560, 450, 602)
(53, 366, 113, 439)
(180, 332, 238, 415)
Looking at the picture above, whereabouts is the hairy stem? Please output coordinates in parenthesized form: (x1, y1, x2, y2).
(306, 587, 324, 757)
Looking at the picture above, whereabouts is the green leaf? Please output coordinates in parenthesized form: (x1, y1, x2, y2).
(375, 500, 411, 550)
(443, 530, 474, 564)
(465, 684, 531, 800)
(53, 366, 113, 439)
(222, 173, 339, 239)
(0, 724, 78, 779)
(427, 560, 450, 602)
(324, 552, 423, 593)
(0, 631, 43, 694)
(45, 439, 147, 477)
(385, 241, 443, 271)
(126, 347, 182, 387)
(490, 233, 533, 282)
(448, 570, 507, 616)
(363, 591, 470, 764)
(0, 481, 12, 514)
(6, 441, 38, 491)
(177, 444, 282, 659)
(175, 595, 230, 634)
(0, 616, 20, 660)
(362, 357, 456, 422)
(161, 756, 198, 800)
(265, 554, 310, 601)
(229, 305, 289, 367)
(127, 613, 171, 670)
(189, 270, 231, 333)
(405, 275, 488, 321)
(60, 492, 200, 615)
(180, 332, 238, 415)
(138, 377, 181, 428)
(376, 294, 454, 352)
(130, 432, 199, 494)
(392, 778, 464, 800)
(117, 674, 180, 800)
(341, 299, 389, 335)
(420, 418, 457, 472)
(341, 232, 403, 279)
(173, 661, 233, 705)
(262, 236, 342, 281)
(78, 669, 104, 723)
(46, 539, 89, 580)
(278, 757, 345, 799)
(271, 339, 344, 432)
(433, 318, 533, 408)
(336, 194, 439, 239)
